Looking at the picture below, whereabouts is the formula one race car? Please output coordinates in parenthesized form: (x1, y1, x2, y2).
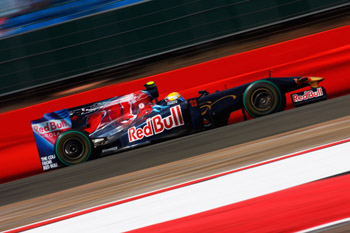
(31, 76, 327, 170)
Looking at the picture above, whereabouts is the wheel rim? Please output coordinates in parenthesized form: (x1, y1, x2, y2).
(63, 138, 85, 160)
(250, 88, 274, 111)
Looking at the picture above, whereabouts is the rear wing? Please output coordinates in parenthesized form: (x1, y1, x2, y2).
(31, 109, 72, 170)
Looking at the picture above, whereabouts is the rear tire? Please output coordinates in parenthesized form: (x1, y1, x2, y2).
(243, 80, 284, 118)
(55, 130, 92, 166)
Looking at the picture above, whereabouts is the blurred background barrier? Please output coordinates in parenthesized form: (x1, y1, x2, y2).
(0, 0, 348, 96)
(0, 0, 148, 37)
(0, 26, 349, 183)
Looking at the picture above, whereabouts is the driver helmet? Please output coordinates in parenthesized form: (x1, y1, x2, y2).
(165, 92, 184, 104)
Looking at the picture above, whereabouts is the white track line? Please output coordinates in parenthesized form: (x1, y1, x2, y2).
(297, 218, 350, 233)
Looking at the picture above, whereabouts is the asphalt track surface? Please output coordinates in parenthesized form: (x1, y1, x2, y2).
(311, 221, 350, 233)
(1, 94, 349, 231)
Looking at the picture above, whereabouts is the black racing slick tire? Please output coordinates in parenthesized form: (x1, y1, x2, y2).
(243, 80, 285, 118)
(55, 130, 92, 166)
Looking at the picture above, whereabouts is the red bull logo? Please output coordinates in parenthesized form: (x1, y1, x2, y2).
(32, 119, 71, 145)
(292, 87, 324, 103)
(32, 119, 69, 135)
(128, 105, 184, 143)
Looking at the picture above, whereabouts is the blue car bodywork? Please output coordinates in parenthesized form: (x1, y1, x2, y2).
(31, 77, 327, 170)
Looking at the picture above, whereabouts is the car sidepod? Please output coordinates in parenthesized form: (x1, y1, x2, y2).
(116, 101, 201, 149)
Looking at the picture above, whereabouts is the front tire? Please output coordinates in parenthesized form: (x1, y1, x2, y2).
(55, 130, 92, 166)
(243, 80, 284, 118)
